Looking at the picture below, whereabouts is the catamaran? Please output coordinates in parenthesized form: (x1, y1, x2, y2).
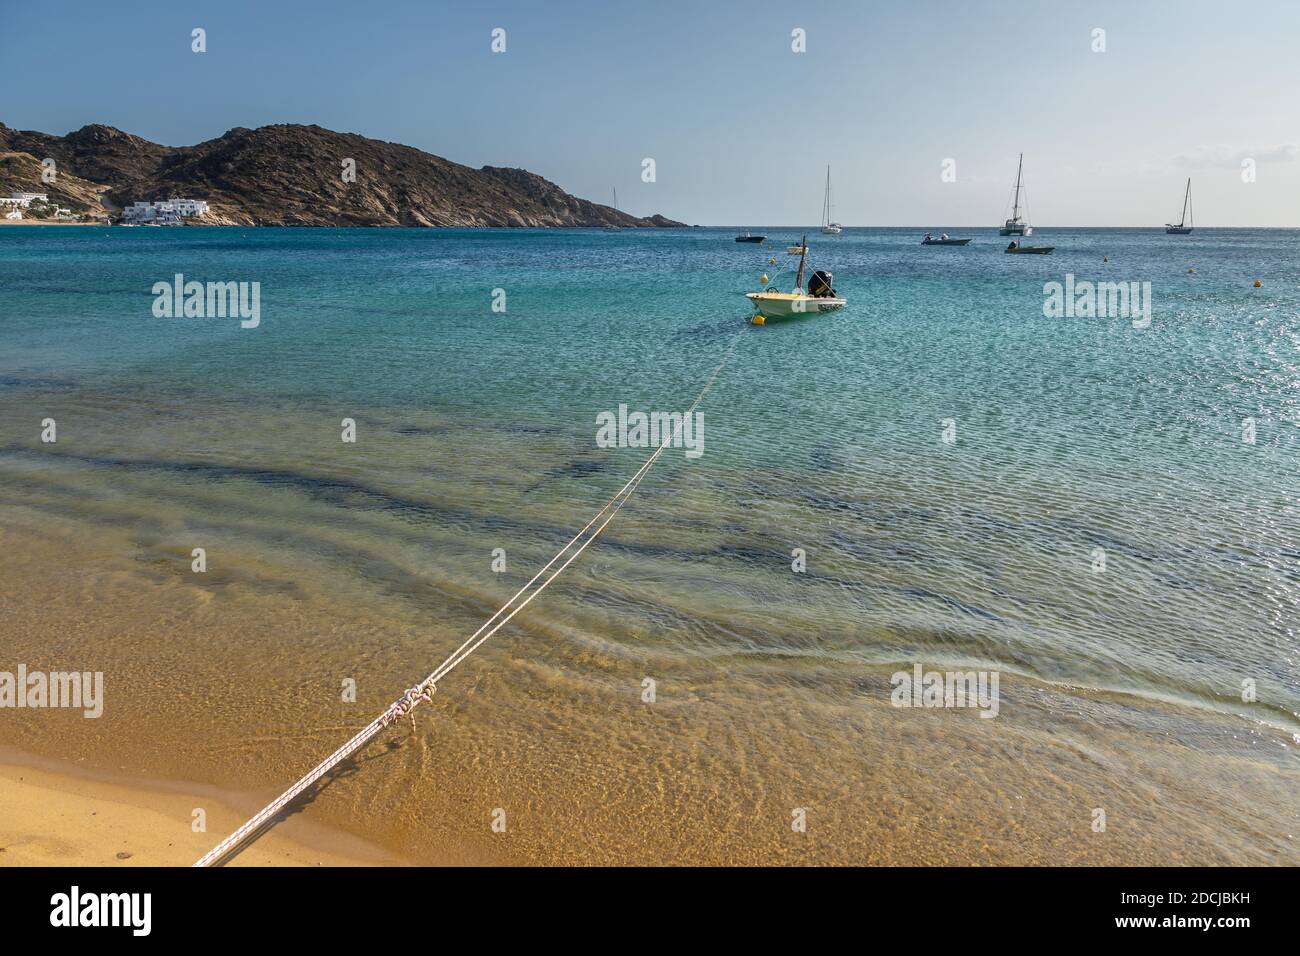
(1165, 178, 1193, 234)
(745, 234, 846, 321)
(998, 154, 1033, 236)
(820, 166, 842, 234)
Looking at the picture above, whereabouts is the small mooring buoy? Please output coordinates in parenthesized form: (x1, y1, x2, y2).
(1103, 255, 1109, 263)
(1254, 279, 1262, 288)
(1188, 268, 1196, 274)
(752, 315, 766, 326)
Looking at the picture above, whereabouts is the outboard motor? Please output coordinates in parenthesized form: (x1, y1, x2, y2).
(808, 270, 835, 298)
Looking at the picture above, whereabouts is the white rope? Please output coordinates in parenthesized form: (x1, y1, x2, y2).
(194, 335, 739, 866)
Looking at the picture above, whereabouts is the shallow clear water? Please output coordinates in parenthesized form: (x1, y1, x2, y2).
(1, 225, 1297, 863)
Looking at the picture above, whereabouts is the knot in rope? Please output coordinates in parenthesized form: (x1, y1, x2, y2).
(392, 680, 437, 720)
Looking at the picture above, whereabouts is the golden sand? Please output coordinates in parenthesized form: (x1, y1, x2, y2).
(0, 756, 401, 866)
(0, 220, 107, 226)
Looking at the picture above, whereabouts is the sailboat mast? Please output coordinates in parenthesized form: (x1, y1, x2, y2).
(823, 166, 831, 227)
(1181, 178, 1190, 226)
(1012, 153, 1023, 221)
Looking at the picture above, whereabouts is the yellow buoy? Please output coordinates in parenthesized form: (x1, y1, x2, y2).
(759, 273, 769, 285)
(768, 257, 777, 265)
(1188, 268, 1195, 273)
(752, 315, 766, 326)
(1254, 279, 1262, 288)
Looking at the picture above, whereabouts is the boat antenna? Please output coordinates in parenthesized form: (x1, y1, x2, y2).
(795, 234, 808, 292)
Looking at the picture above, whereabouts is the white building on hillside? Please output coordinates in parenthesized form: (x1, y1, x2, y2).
(169, 198, 209, 216)
(2, 193, 48, 208)
(120, 197, 209, 225)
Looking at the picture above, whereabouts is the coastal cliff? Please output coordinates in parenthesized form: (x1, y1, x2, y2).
(0, 122, 686, 227)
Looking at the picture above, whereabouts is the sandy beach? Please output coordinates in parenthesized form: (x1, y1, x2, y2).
(0, 218, 107, 226)
(0, 751, 405, 867)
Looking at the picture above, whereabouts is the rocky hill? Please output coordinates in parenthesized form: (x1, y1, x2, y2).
(0, 151, 109, 219)
(0, 122, 685, 227)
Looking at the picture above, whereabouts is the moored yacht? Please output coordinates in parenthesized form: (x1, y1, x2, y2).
(820, 166, 842, 234)
(1165, 178, 1193, 234)
(998, 153, 1033, 236)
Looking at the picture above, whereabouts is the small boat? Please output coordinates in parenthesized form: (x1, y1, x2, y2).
(787, 243, 807, 255)
(921, 234, 971, 245)
(998, 154, 1034, 236)
(1165, 178, 1193, 234)
(820, 166, 842, 234)
(1004, 241, 1053, 255)
(745, 234, 846, 321)
(735, 232, 766, 243)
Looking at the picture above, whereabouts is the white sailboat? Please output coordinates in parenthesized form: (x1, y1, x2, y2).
(1165, 178, 1193, 234)
(998, 154, 1033, 236)
(604, 187, 622, 231)
(820, 166, 842, 234)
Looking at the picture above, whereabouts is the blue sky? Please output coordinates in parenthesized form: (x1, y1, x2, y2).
(4, 0, 1298, 225)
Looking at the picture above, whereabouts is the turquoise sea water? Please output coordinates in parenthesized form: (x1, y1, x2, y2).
(1, 225, 1298, 862)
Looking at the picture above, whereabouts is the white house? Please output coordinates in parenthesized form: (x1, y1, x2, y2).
(169, 198, 209, 216)
(120, 197, 209, 225)
(3, 193, 48, 208)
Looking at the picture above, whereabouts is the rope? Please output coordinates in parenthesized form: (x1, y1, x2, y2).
(194, 333, 741, 867)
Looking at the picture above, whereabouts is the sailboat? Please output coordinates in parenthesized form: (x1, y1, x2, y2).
(745, 234, 846, 321)
(998, 154, 1033, 236)
(1165, 179, 1193, 234)
(604, 187, 622, 231)
(820, 166, 842, 234)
